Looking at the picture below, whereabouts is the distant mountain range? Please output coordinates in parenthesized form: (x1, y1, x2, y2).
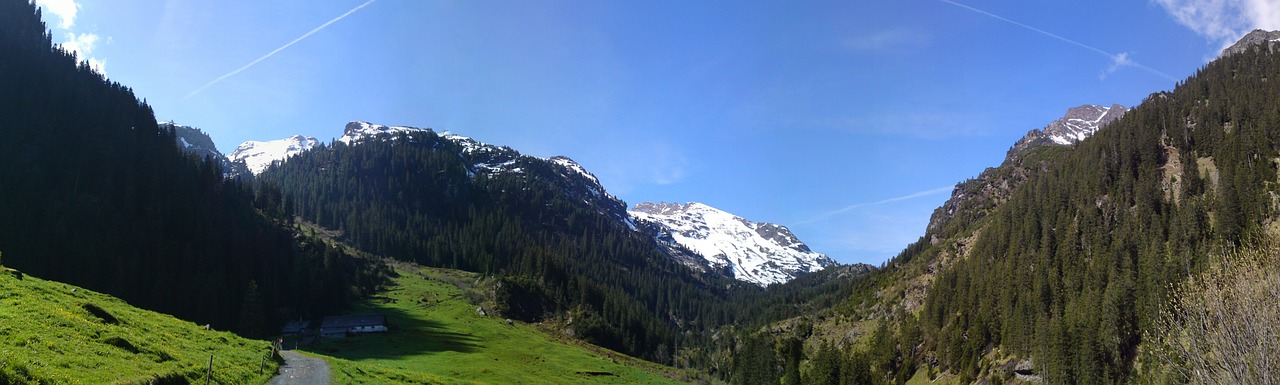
(186, 101, 1132, 288)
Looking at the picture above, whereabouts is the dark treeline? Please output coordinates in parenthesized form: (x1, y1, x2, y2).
(913, 44, 1280, 383)
(258, 132, 752, 363)
(0, 0, 385, 337)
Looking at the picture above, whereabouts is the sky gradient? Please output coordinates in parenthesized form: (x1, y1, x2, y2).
(38, 0, 1280, 265)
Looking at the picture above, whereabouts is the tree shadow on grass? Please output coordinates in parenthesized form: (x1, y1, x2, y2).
(300, 301, 483, 361)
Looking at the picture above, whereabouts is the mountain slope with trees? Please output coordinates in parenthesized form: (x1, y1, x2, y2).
(0, 0, 385, 338)
(711, 36, 1280, 385)
(770, 38, 1280, 385)
(916, 39, 1280, 383)
(257, 129, 754, 363)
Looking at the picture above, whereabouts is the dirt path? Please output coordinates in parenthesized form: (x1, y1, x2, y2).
(269, 351, 331, 385)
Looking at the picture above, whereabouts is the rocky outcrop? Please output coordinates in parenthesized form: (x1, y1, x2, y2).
(1005, 104, 1126, 163)
(161, 121, 250, 178)
(1221, 29, 1280, 57)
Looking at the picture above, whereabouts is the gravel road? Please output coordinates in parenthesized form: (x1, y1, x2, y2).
(269, 351, 331, 385)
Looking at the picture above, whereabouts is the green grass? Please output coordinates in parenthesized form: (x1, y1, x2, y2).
(301, 266, 690, 385)
(0, 266, 279, 384)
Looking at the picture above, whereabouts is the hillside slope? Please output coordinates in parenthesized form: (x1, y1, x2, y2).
(713, 35, 1280, 385)
(803, 34, 1280, 385)
(0, 0, 384, 337)
(257, 127, 747, 364)
(0, 266, 279, 384)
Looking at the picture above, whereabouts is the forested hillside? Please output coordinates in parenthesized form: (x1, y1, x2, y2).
(0, 0, 385, 337)
(750, 40, 1280, 385)
(919, 41, 1280, 383)
(258, 132, 749, 363)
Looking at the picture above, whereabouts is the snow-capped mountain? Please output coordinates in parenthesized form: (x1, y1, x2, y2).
(629, 202, 836, 286)
(228, 135, 320, 175)
(237, 120, 834, 286)
(337, 120, 422, 145)
(160, 121, 249, 177)
(238, 121, 630, 222)
(1006, 104, 1126, 162)
(347, 120, 632, 222)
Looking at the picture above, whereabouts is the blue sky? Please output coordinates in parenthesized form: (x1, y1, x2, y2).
(38, 0, 1280, 265)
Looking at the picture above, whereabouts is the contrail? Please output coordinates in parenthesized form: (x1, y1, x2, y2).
(184, 0, 377, 100)
(938, 0, 1179, 82)
(797, 186, 953, 225)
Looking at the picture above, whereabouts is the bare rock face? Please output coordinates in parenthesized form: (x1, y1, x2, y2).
(1221, 29, 1280, 57)
(162, 121, 251, 178)
(1005, 104, 1126, 163)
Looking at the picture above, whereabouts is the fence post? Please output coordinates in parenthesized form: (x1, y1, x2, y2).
(206, 354, 213, 385)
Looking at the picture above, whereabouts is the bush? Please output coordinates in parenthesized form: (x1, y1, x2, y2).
(1152, 244, 1280, 385)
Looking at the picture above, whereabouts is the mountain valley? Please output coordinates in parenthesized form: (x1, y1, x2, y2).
(4, 0, 1280, 384)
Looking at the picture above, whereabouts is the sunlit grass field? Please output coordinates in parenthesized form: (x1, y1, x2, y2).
(303, 266, 693, 385)
(0, 266, 279, 384)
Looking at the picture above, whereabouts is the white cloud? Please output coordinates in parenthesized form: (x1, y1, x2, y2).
(1101, 51, 1133, 79)
(35, 0, 107, 76)
(58, 32, 106, 75)
(35, 0, 79, 29)
(59, 31, 96, 55)
(1250, 0, 1280, 29)
(1153, 0, 1280, 50)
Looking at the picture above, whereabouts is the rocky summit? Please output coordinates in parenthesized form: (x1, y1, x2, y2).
(1221, 29, 1280, 57)
(630, 202, 836, 286)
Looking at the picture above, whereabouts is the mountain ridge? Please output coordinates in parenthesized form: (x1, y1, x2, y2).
(630, 201, 836, 286)
(1221, 29, 1280, 57)
(1005, 103, 1126, 163)
(160, 121, 250, 177)
(228, 134, 320, 175)
(240, 121, 833, 286)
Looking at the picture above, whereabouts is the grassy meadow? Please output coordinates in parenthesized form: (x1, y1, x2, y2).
(0, 266, 279, 384)
(301, 266, 696, 385)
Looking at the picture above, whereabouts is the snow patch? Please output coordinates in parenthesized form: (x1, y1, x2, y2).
(228, 135, 320, 175)
(630, 202, 835, 286)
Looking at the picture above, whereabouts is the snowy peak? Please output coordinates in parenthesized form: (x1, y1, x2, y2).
(338, 121, 425, 145)
(549, 156, 601, 187)
(237, 120, 630, 222)
(1045, 104, 1125, 145)
(1221, 29, 1280, 57)
(630, 202, 836, 286)
(228, 135, 320, 175)
(1006, 104, 1125, 162)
